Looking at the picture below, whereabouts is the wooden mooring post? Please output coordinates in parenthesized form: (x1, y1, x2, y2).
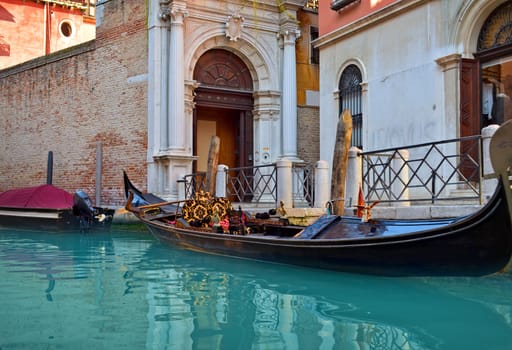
(330, 109, 353, 215)
(205, 136, 221, 195)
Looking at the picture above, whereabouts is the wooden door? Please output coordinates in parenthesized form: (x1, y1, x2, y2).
(193, 48, 254, 194)
(460, 59, 481, 137)
(459, 58, 481, 182)
(195, 107, 237, 171)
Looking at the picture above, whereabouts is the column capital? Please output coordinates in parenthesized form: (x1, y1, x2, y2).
(278, 28, 301, 44)
(435, 53, 462, 72)
(253, 108, 280, 121)
(159, 1, 188, 23)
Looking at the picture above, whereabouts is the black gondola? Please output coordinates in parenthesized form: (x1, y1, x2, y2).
(124, 121, 512, 276)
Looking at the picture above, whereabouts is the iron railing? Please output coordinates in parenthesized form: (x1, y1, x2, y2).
(182, 162, 315, 206)
(360, 135, 483, 204)
(183, 172, 207, 199)
(292, 162, 314, 207)
(182, 135, 484, 206)
(226, 164, 277, 203)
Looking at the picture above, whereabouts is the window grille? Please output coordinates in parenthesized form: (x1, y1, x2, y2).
(339, 64, 363, 149)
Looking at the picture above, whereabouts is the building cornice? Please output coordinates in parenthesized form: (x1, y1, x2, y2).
(31, 0, 92, 11)
(315, 0, 430, 49)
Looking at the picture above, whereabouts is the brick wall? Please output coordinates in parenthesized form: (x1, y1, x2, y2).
(0, 0, 148, 206)
(297, 105, 320, 165)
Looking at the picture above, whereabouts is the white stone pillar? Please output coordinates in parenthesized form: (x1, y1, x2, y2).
(216, 165, 228, 198)
(482, 124, 499, 201)
(253, 91, 281, 165)
(277, 159, 293, 208)
(147, 0, 171, 192)
(167, 3, 187, 151)
(436, 54, 462, 141)
(345, 147, 362, 208)
(177, 177, 186, 201)
(314, 160, 330, 209)
(150, 1, 193, 200)
(281, 30, 300, 159)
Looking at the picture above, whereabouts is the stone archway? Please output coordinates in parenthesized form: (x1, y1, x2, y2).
(456, 1, 512, 138)
(457, 1, 512, 181)
(193, 49, 254, 172)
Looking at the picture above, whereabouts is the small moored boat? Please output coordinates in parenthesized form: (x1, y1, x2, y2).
(124, 122, 512, 276)
(0, 184, 114, 231)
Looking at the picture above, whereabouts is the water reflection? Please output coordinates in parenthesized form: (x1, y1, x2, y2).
(135, 243, 512, 350)
(0, 228, 511, 350)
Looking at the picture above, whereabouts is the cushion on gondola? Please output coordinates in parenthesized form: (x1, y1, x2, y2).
(181, 192, 232, 228)
(210, 197, 231, 219)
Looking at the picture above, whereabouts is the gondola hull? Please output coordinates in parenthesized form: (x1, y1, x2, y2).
(124, 120, 512, 276)
(131, 182, 512, 276)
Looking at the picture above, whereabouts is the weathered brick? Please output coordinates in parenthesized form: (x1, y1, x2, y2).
(0, 0, 148, 206)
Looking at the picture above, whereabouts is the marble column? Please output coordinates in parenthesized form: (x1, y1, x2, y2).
(165, 2, 187, 152)
(146, 0, 171, 192)
(280, 29, 300, 160)
(151, 1, 193, 199)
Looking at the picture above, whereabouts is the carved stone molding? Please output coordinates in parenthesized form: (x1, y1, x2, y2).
(159, 1, 187, 23)
(436, 53, 462, 72)
(225, 15, 244, 42)
(279, 29, 301, 44)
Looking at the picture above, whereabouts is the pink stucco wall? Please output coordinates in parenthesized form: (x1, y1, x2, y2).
(0, 0, 95, 69)
(319, 0, 396, 36)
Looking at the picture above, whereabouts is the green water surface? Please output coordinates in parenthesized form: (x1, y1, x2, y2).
(0, 226, 511, 350)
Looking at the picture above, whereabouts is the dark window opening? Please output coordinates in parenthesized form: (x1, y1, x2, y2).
(310, 26, 319, 65)
(60, 22, 73, 37)
(339, 64, 363, 149)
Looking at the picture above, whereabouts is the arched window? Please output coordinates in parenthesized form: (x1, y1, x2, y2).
(478, 2, 512, 126)
(339, 64, 362, 149)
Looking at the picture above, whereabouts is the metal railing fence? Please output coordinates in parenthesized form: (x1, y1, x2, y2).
(182, 162, 315, 206)
(360, 135, 483, 204)
(292, 162, 315, 207)
(182, 135, 484, 206)
(183, 172, 207, 199)
(226, 164, 277, 203)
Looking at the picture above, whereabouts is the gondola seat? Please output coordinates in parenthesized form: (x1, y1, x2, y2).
(181, 191, 232, 228)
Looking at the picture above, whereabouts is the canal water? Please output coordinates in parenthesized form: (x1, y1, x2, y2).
(0, 226, 511, 350)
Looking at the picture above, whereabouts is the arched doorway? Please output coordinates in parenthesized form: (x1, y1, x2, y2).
(458, 2, 512, 181)
(193, 49, 254, 172)
(460, 1, 512, 139)
(477, 2, 512, 127)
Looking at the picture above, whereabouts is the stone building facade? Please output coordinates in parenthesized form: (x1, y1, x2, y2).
(0, 0, 319, 206)
(0, 0, 147, 205)
(0, 0, 96, 70)
(317, 0, 512, 165)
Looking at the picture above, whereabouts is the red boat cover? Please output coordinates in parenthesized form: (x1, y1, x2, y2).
(0, 184, 73, 209)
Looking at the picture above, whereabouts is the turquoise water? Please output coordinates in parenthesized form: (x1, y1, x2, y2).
(0, 226, 511, 350)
